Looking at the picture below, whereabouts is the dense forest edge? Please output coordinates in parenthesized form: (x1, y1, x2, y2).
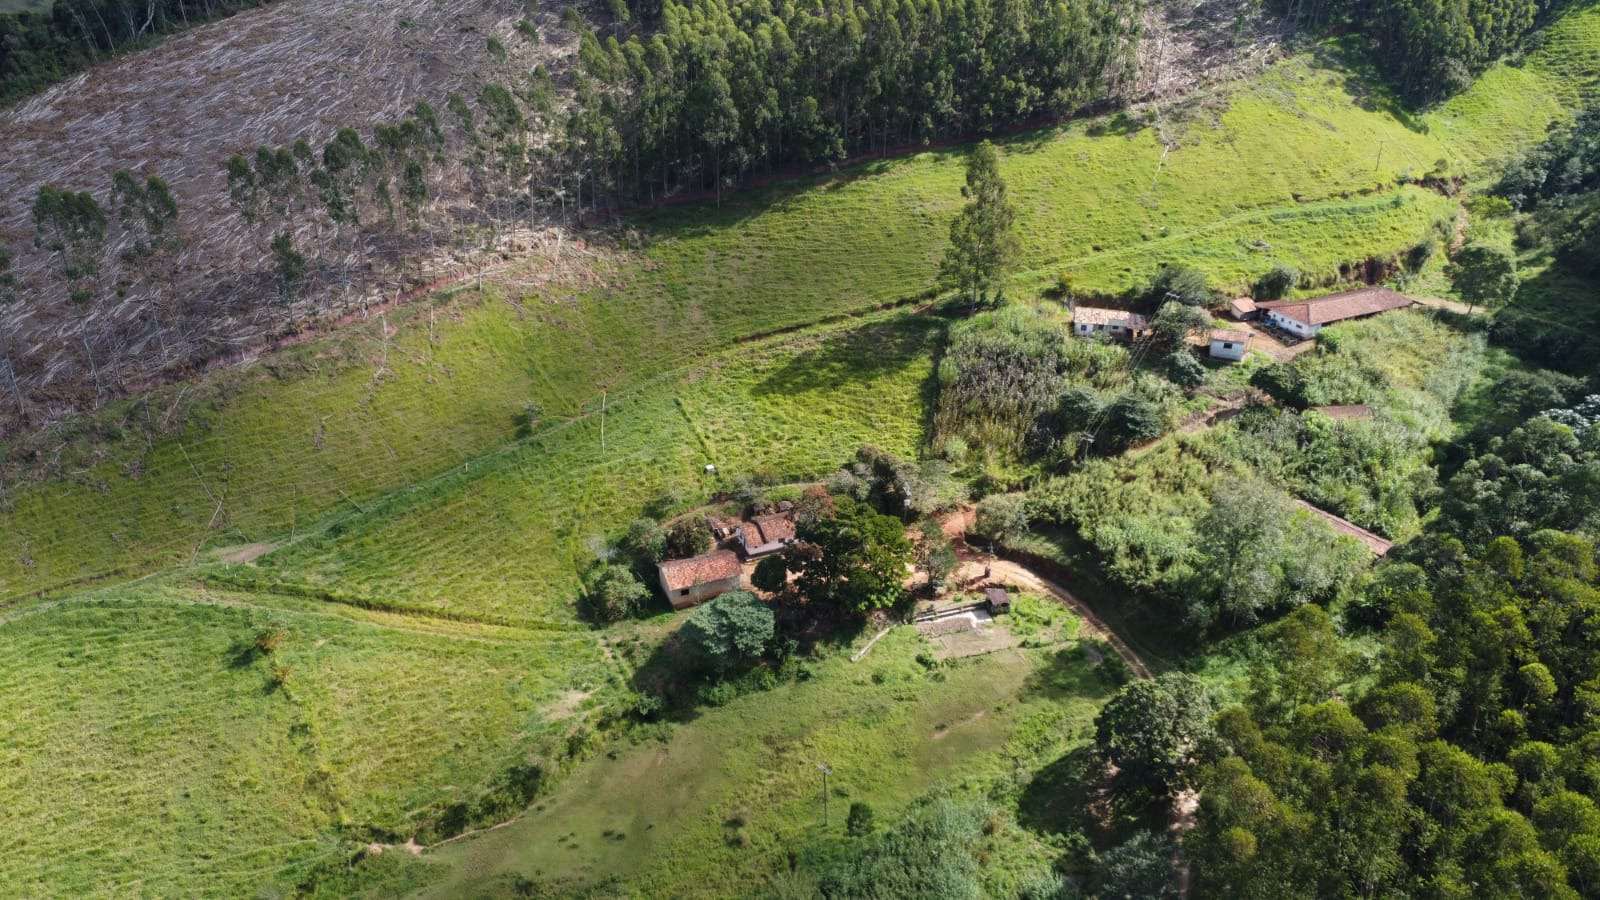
(0, 0, 275, 106)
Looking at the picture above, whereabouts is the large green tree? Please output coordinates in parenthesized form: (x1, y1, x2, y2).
(940, 141, 1020, 310)
(1094, 673, 1219, 804)
(786, 498, 913, 613)
(679, 590, 774, 670)
(585, 564, 651, 622)
(1149, 301, 1211, 355)
(1451, 242, 1519, 312)
(1191, 479, 1364, 628)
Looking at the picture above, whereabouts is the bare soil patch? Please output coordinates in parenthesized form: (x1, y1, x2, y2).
(547, 688, 595, 721)
(216, 542, 276, 564)
(1132, 0, 1287, 105)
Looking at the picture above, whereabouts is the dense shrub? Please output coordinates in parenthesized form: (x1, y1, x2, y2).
(1254, 264, 1299, 301)
(934, 306, 1124, 461)
(1145, 264, 1213, 307)
(679, 591, 774, 671)
(584, 564, 652, 622)
(818, 799, 990, 899)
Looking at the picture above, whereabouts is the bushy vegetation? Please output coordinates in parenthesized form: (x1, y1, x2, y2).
(1489, 97, 1600, 370)
(933, 305, 1132, 465)
(1031, 454, 1372, 632)
(1208, 406, 1437, 537)
(1498, 101, 1600, 213)
(1025, 310, 1484, 632)
(817, 798, 992, 898)
(931, 302, 1194, 478)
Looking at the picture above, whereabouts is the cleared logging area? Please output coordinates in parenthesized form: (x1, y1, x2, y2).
(0, 0, 569, 426)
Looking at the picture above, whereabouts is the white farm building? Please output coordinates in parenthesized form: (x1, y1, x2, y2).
(1256, 287, 1413, 339)
(1209, 328, 1252, 361)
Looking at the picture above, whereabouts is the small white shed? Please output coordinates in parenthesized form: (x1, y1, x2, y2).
(1209, 328, 1252, 362)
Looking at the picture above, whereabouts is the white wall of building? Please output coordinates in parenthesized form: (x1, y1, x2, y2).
(1267, 311, 1319, 339)
(1210, 338, 1247, 361)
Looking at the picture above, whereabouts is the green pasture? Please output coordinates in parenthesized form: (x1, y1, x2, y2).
(0, 584, 610, 897)
(229, 313, 939, 624)
(418, 626, 1110, 897)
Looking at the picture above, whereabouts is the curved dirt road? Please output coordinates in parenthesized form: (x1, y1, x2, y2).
(957, 557, 1153, 680)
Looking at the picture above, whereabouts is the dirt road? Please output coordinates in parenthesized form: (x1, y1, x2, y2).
(956, 557, 1153, 680)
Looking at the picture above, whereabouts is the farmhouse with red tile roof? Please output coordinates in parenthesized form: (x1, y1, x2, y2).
(657, 549, 743, 609)
(739, 514, 796, 558)
(1256, 287, 1413, 339)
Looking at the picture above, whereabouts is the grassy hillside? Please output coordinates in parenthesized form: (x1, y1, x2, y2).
(0, 584, 611, 897)
(232, 314, 941, 624)
(418, 628, 1110, 898)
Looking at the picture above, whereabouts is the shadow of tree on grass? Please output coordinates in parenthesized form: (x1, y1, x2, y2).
(752, 316, 945, 398)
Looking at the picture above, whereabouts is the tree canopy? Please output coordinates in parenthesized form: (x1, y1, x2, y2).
(786, 497, 913, 613)
(560, 0, 1142, 206)
(679, 590, 774, 670)
(941, 141, 1020, 310)
(1451, 242, 1519, 312)
(1094, 673, 1219, 803)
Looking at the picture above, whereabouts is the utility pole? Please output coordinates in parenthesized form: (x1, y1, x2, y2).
(818, 764, 832, 827)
